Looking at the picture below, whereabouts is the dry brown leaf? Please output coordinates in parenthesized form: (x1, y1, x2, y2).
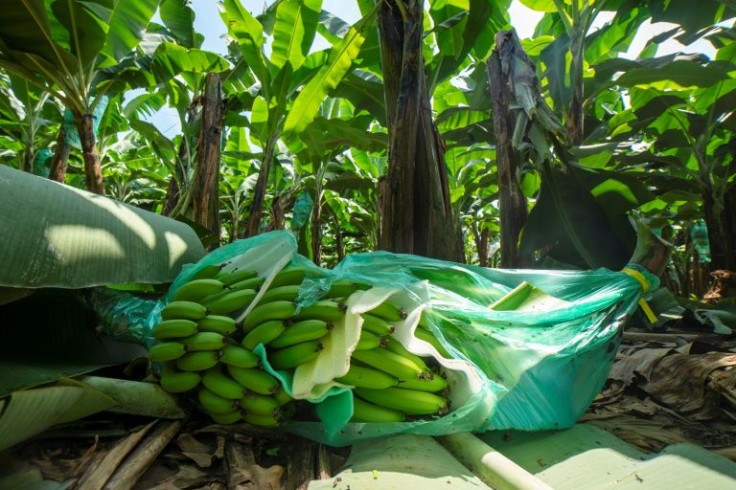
(230, 464, 284, 490)
(177, 433, 215, 468)
(147, 464, 211, 490)
(643, 352, 736, 418)
(214, 436, 226, 461)
(608, 346, 674, 386)
(32, 439, 99, 482)
(586, 416, 688, 452)
(710, 366, 736, 409)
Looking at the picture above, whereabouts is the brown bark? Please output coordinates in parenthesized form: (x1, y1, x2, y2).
(245, 137, 276, 237)
(377, 0, 419, 255)
(48, 126, 70, 183)
(487, 50, 527, 268)
(377, 0, 461, 261)
(22, 149, 32, 172)
(161, 177, 180, 217)
(191, 73, 224, 246)
(264, 195, 286, 233)
(73, 111, 105, 195)
(479, 227, 490, 267)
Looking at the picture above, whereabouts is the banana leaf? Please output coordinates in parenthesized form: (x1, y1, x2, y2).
(0, 165, 205, 289)
(0, 384, 117, 452)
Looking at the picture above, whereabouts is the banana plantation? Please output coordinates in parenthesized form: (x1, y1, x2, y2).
(2, 0, 736, 488)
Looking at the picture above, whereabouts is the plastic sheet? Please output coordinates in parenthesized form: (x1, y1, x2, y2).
(95, 231, 656, 445)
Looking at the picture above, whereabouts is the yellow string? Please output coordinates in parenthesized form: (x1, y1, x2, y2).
(621, 267, 657, 324)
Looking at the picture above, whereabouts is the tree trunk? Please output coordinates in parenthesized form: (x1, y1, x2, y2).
(162, 177, 180, 217)
(73, 111, 105, 195)
(703, 185, 736, 271)
(487, 50, 527, 268)
(163, 105, 198, 217)
(311, 194, 322, 266)
(191, 73, 224, 246)
(479, 227, 490, 267)
(245, 137, 276, 237)
(376, 0, 461, 261)
(264, 195, 286, 232)
(22, 149, 32, 172)
(48, 126, 70, 183)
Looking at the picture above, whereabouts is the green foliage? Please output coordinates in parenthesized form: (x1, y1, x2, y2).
(0, 0, 732, 275)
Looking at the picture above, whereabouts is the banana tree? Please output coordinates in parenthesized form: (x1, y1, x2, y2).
(223, 0, 378, 237)
(0, 74, 60, 174)
(361, 0, 509, 262)
(0, 0, 160, 194)
(289, 106, 386, 264)
(603, 43, 736, 271)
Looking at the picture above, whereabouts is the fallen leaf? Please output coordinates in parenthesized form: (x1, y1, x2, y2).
(147, 464, 211, 490)
(177, 433, 215, 468)
(230, 464, 284, 490)
(642, 352, 736, 418)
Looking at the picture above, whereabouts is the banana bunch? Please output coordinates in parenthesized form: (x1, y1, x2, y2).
(150, 261, 456, 427)
(149, 264, 292, 426)
(338, 301, 452, 423)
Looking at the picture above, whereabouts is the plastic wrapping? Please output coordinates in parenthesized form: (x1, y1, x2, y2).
(93, 231, 656, 445)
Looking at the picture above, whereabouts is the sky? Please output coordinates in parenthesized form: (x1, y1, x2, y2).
(145, 0, 720, 136)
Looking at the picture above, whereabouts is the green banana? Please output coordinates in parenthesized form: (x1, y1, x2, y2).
(269, 319, 330, 349)
(227, 366, 281, 395)
(360, 314, 395, 336)
(210, 410, 242, 425)
(240, 393, 280, 415)
(241, 320, 286, 350)
(172, 278, 225, 302)
(414, 327, 451, 358)
(268, 340, 323, 370)
(152, 319, 198, 340)
(268, 266, 307, 289)
(176, 351, 219, 372)
(191, 264, 225, 280)
(351, 393, 406, 423)
(336, 364, 398, 389)
(367, 301, 407, 322)
(293, 300, 346, 322)
(242, 300, 297, 331)
(198, 315, 237, 335)
(354, 387, 448, 415)
(397, 374, 448, 392)
(260, 284, 301, 303)
(202, 369, 247, 399)
(382, 336, 429, 372)
(159, 363, 201, 393)
(219, 345, 259, 368)
(325, 281, 370, 300)
(203, 289, 257, 316)
(351, 348, 426, 380)
(355, 330, 382, 351)
(227, 276, 264, 292)
(273, 388, 292, 406)
(217, 267, 258, 286)
(199, 387, 240, 414)
(148, 341, 187, 362)
(161, 301, 207, 321)
(181, 331, 226, 351)
(242, 411, 280, 427)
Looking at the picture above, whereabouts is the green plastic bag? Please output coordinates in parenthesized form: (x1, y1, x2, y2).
(95, 231, 655, 445)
